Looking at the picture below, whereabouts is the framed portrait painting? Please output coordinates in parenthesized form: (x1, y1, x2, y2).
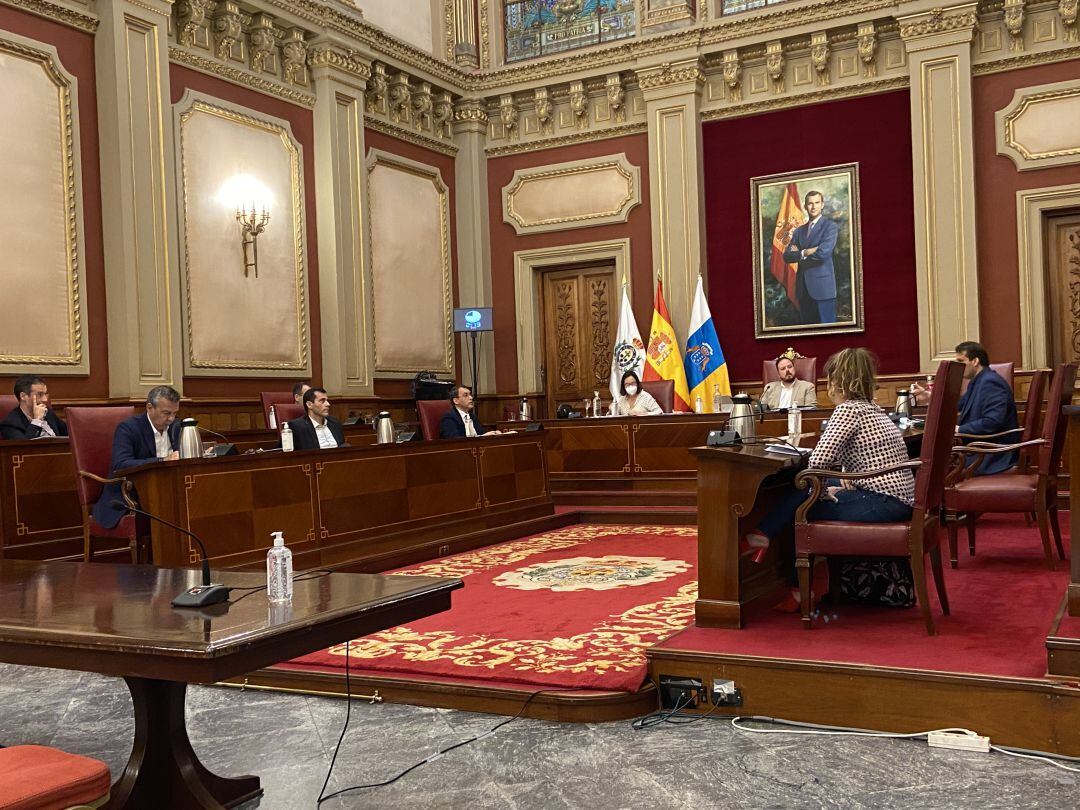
(750, 163, 864, 338)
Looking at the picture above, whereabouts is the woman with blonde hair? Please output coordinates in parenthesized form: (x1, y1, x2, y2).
(744, 347, 915, 610)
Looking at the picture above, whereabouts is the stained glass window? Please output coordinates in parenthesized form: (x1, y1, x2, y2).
(719, 0, 793, 14)
(504, 1, 637, 64)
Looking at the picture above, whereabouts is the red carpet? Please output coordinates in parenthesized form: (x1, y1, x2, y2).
(656, 513, 1071, 679)
(289, 525, 698, 692)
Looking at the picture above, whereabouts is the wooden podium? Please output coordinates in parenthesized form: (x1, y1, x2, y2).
(691, 444, 806, 628)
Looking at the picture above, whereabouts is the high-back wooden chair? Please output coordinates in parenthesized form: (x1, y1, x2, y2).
(945, 363, 1077, 569)
(417, 399, 452, 440)
(276, 403, 305, 436)
(66, 406, 139, 562)
(640, 379, 675, 413)
(763, 349, 817, 385)
(0, 393, 17, 418)
(259, 391, 295, 430)
(793, 360, 964, 635)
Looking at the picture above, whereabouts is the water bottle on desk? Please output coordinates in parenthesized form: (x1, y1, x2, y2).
(280, 421, 294, 452)
(519, 397, 530, 420)
(592, 390, 601, 418)
(695, 394, 703, 414)
(268, 405, 277, 430)
(712, 385, 721, 414)
(267, 531, 293, 603)
(787, 407, 802, 442)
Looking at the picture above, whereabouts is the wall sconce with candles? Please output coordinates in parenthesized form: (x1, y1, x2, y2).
(218, 174, 273, 278)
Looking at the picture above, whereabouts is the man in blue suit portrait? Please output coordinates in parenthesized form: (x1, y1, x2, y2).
(782, 190, 839, 324)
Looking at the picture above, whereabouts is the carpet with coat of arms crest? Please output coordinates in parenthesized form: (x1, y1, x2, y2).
(287, 525, 698, 693)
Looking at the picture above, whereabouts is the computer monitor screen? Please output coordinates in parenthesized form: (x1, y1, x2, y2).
(453, 307, 493, 332)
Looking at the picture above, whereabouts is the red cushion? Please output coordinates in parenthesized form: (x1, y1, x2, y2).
(944, 473, 1039, 512)
(0, 745, 110, 810)
(796, 521, 918, 557)
(89, 513, 137, 539)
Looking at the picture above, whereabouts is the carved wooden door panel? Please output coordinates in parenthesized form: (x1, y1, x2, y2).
(1047, 211, 1080, 386)
(540, 265, 617, 416)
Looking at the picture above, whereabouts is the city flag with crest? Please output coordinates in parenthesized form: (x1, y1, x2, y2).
(609, 281, 646, 403)
(770, 182, 806, 309)
(642, 275, 691, 412)
(684, 275, 730, 412)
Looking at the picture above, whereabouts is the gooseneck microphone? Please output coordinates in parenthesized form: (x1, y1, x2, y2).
(110, 500, 231, 608)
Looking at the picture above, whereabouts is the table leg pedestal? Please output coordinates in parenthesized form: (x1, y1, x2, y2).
(108, 677, 262, 810)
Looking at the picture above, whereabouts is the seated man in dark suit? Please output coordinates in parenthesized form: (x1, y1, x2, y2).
(913, 341, 1019, 475)
(288, 388, 346, 450)
(92, 385, 182, 530)
(438, 385, 506, 439)
(292, 381, 311, 403)
(0, 375, 68, 440)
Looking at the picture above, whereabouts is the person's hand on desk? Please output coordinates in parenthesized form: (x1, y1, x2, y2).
(165, 450, 179, 461)
(910, 382, 931, 406)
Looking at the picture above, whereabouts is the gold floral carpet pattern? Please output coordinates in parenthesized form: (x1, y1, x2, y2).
(289, 525, 699, 692)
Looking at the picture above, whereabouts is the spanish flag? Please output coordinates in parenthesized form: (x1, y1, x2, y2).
(770, 182, 806, 309)
(643, 276, 692, 412)
(684, 275, 730, 412)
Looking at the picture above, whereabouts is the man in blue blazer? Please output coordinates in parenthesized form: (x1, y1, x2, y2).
(914, 342, 1018, 476)
(438, 385, 505, 439)
(92, 385, 182, 529)
(782, 190, 839, 324)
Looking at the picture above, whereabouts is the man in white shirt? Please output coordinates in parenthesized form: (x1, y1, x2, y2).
(760, 356, 818, 411)
(0, 375, 68, 440)
(288, 388, 346, 450)
(437, 386, 505, 439)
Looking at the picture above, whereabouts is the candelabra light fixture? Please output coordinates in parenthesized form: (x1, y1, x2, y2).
(236, 204, 270, 278)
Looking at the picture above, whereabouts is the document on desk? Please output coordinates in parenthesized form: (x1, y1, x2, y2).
(763, 442, 811, 456)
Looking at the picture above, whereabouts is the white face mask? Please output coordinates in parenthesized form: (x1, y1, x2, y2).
(625, 384, 638, 396)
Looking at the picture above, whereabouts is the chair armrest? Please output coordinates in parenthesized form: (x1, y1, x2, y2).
(78, 472, 137, 508)
(950, 438, 1044, 455)
(793, 461, 922, 522)
(946, 438, 1044, 482)
(78, 471, 125, 485)
(955, 427, 1023, 440)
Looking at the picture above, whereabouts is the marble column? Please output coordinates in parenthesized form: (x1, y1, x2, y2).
(95, 0, 183, 397)
(899, 3, 981, 370)
(452, 99, 495, 395)
(309, 42, 376, 396)
(637, 57, 707, 341)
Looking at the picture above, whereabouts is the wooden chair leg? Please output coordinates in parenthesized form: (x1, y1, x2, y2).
(796, 554, 813, 630)
(929, 546, 950, 616)
(1036, 507, 1055, 570)
(946, 516, 959, 569)
(1025, 512, 1035, 528)
(965, 513, 978, 558)
(83, 525, 94, 563)
(910, 551, 936, 636)
(1049, 506, 1067, 562)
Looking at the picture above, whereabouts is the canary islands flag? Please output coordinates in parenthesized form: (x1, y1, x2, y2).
(684, 276, 730, 412)
(643, 276, 692, 412)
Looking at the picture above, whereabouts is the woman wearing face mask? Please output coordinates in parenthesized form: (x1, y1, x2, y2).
(611, 370, 663, 416)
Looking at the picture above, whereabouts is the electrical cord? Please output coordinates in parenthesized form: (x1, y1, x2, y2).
(228, 568, 334, 605)
(631, 696, 722, 730)
(317, 679, 576, 803)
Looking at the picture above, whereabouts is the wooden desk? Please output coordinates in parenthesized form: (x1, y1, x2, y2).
(124, 432, 551, 570)
(1066, 407, 1080, 616)
(0, 559, 461, 809)
(692, 444, 806, 628)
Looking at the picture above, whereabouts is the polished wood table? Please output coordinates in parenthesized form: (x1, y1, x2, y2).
(1066, 406, 1080, 616)
(124, 432, 551, 570)
(0, 560, 461, 809)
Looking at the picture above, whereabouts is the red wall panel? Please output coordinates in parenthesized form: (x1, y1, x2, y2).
(702, 90, 919, 380)
(973, 58, 1080, 368)
(0, 8, 107, 399)
(170, 64, 321, 398)
(487, 133, 653, 393)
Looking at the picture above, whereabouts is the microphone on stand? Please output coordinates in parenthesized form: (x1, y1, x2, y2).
(110, 500, 231, 608)
(196, 427, 237, 457)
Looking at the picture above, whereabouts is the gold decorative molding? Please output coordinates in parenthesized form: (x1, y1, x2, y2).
(0, 0, 98, 33)
(169, 46, 317, 107)
(641, 0, 696, 28)
(898, 5, 980, 43)
(307, 45, 373, 80)
(997, 78, 1080, 169)
(485, 121, 648, 156)
(701, 75, 909, 121)
(635, 59, 707, 92)
(364, 115, 459, 157)
(972, 42, 1080, 73)
(176, 94, 310, 374)
(502, 154, 642, 235)
(0, 32, 86, 371)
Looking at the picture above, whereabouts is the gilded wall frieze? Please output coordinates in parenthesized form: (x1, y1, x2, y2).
(307, 45, 372, 80)
(898, 7, 980, 40)
(364, 116, 458, 157)
(1063, 0, 1079, 42)
(700, 75, 909, 122)
(635, 60, 706, 91)
(169, 46, 317, 107)
(485, 122, 648, 157)
(0, 0, 98, 33)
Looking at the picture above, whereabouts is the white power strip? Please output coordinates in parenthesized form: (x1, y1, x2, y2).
(927, 731, 991, 752)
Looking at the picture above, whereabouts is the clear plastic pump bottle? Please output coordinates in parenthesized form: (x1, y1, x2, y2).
(267, 531, 293, 603)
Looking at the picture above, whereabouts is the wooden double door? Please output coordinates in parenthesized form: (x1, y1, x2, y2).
(540, 264, 617, 417)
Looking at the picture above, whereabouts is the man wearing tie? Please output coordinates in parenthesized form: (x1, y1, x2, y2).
(782, 190, 839, 324)
(438, 385, 503, 439)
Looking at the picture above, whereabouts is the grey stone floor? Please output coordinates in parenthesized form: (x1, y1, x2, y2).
(2, 663, 1078, 809)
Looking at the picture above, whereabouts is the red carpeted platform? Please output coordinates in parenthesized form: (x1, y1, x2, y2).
(656, 513, 1071, 679)
(287, 525, 699, 693)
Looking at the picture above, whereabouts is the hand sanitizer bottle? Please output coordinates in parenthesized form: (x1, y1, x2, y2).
(267, 531, 293, 603)
(520, 397, 530, 420)
(268, 405, 277, 430)
(592, 390, 601, 418)
(695, 394, 703, 414)
(713, 384, 721, 414)
(280, 421, 294, 452)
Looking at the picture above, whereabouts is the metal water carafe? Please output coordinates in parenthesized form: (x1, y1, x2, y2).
(178, 418, 202, 459)
(374, 411, 395, 444)
(894, 389, 915, 418)
(728, 394, 756, 441)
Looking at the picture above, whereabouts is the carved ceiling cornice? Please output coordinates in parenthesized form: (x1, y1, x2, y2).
(0, 0, 98, 33)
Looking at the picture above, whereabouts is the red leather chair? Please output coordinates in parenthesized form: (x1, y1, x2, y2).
(418, 399, 452, 440)
(763, 351, 817, 385)
(0, 745, 111, 809)
(794, 360, 965, 635)
(66, 406, 140, 563)
(641, 379, 675, 413)
(945, 363, 1077, 570)
(959, 361, 1014, 397)
(0, 393, 17, 417)
(275, 403, 304, 434)
(260, 391, 295, 429)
